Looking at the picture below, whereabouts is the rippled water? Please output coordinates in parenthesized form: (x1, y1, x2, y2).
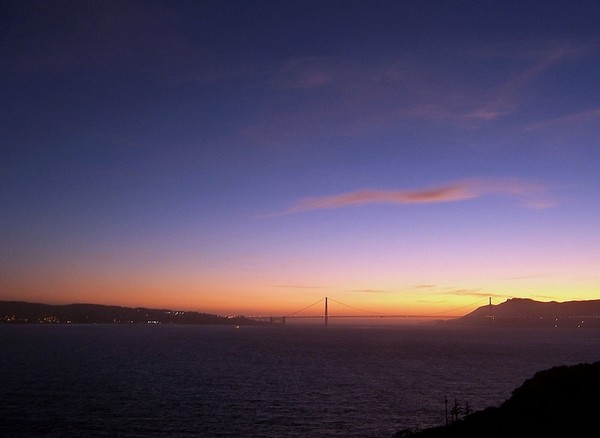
(1, 323, 599, 437)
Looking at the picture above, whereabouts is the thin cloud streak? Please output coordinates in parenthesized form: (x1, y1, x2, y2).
(414, 286, 505, 300)
(270, 178, 554, 216)
(526, 108, 600, 131)
(465, 44, 587, 122)
(273, 285, 326, 289)
(349, 289, 392, 294)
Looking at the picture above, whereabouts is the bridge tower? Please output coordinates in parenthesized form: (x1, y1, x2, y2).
(324, 296, 329, 327)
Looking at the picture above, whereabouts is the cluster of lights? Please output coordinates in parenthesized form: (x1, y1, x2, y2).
(39, 315, 60, 323)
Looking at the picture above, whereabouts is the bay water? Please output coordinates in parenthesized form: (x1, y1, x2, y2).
(2, 323, 599, 437)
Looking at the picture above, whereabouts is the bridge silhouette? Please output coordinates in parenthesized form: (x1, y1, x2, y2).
(251, 296, 494, 326)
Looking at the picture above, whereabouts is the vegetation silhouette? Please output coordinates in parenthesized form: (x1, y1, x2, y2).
(396, 361, 600, 437)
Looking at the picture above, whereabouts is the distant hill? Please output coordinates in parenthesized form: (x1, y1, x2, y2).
(446, 298, 600, 328)
(0, 300, 262, 325)
(396, 361, 600, 437)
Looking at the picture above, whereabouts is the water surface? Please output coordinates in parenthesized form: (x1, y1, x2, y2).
(2, 324, 599, 437)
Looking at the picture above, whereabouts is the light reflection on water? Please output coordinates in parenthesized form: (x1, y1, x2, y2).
(1, 324, 599, 437)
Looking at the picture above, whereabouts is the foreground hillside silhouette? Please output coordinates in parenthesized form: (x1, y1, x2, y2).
(396, 361, 600, 437)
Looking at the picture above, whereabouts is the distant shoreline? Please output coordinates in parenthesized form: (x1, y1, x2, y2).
(445, 298, 600, 329)
(0, 300, 262, 326)
(3, 298, 600, 328)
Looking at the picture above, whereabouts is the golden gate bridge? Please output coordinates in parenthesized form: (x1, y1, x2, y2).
(250, 296, 495, 326)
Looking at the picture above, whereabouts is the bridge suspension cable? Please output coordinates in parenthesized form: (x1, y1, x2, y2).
(277, 296, 495, 323)
(285, 298, 324, 317)
(327, 297, 380, 316)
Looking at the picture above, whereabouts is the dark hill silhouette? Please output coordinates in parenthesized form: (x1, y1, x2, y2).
(446, 298, 600, 328)
(0, 300, 261, 325)
(397, 361, 600, 437)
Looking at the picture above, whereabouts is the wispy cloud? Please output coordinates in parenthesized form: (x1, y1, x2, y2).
(238, 40, 597, 148)
(526, 108, 600, 131)
(438, 289, 498, 298)
(415, 286, 505, 300)
(273, 285, 326, 289)
(349, 289, 392, 294)
(505, 273, 551, 280)
(463, 44, 588, 122)
(267, 178, 555, 216)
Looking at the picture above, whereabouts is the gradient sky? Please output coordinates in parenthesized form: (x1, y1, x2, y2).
(2, 1, 599, 317)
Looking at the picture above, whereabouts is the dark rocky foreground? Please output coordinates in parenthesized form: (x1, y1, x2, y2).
(396, 361, 600, 437)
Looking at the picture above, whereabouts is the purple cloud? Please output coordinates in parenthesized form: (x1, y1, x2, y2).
(526, 108, 600, 131)
(270, 178, 554, 216)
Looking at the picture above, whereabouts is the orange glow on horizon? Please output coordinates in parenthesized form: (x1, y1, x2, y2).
(2, 260, 597, 318)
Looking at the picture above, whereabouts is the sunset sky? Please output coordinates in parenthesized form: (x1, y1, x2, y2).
(2, 1, 599, 317)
